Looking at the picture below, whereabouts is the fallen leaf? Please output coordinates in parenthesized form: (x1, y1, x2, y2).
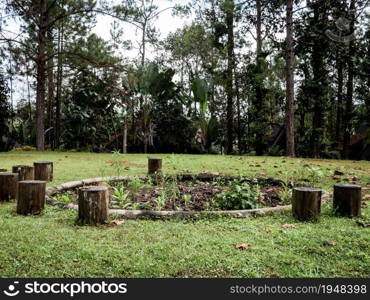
(108, 220, 125, 227)
(361, 202, 368, 209)
(363, 194, 370, 201)
(334, 170, 344, 176)
(282, 224, 296, 229)
(356, 221, 370, 228)
(235, 243, 250, 250)
(323, 240, 337, 246)
(345, 176, 358, 182)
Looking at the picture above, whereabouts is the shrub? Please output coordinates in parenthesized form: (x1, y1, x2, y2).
(11, 145, 36, 152)
(214, 180, 260, 210)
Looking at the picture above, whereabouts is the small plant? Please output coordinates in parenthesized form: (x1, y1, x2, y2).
(154, 191, 167, 211)
(127, 177, 143, 193)
(278, 187, 292, 205)
(56, 193, 73, 204)
(111, 150, 124, 176)
(214, 180, 260, 210)
(112, 185, 132, 209)
(182, 194, 192, 207)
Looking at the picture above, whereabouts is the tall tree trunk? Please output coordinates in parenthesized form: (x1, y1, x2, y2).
(254, 0, 265, 156)
(335, 49, 344, 143)
(285, 0, 295, 157)
(55, 21, 64, 148)
(122, 115, 128, 154)
(343, 0, 356, 159)
(309, 2, 328, 158)
(235, 73, 242, 154)
(226, 0, 235, 154)
(46, 27, 54, 149)
(35, 0, 47, 151)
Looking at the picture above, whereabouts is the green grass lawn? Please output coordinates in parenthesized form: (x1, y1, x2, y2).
(0, 152, 369, 277)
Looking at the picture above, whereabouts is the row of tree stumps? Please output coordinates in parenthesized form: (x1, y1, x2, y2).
(1, 157, 163, 225)
(0, 162, 53, 215)
(292, 184, 362, 221)
(78, 157, 163, 225)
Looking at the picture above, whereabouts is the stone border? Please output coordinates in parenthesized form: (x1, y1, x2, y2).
(46, 175, 292, 219)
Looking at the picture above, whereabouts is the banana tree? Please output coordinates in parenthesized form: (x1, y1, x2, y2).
(191, 77, 219, 152)
(131, 63, 177, 153)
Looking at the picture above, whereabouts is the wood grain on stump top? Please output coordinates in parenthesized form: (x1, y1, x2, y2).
(293, 187, 322, 192)
(334, 184, 361, 189)
(19, 180, 47, 184)
(0, 173, 18, 177)
(80, 186, 108, 192)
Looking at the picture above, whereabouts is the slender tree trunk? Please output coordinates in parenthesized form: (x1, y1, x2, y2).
(254, 0, 265, 156)
(285, 0, 295, 157)
(335, 49, 344, 143)
(226, 0, 235, 154)
(309, 2, 328, 158)
(55, 21, 64, 148)
(122, 115, 128, 154)
(343, 0, 356, 159)
(235, 73, 242, 154)
(141, 21, 146, 67)
(35, 0, 47, 151)
(46, 27, 54, 150)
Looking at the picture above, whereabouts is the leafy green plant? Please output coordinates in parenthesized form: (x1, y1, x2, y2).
(278, 187, 292, 205)
(55, 194, 73, 204)
(111, 150, 123, 176)
(112, 185, 131, 209)
(154, 191, 167, 211)
(214, 180, 260, 210)
(127, 177, 143, 193)
(182, 194, 192, 208)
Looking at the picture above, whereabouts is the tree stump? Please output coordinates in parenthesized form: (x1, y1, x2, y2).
(0, 173, 18, 202)
(333, 184, 362, 217)
(292, 187, 322, 221)
(12, 165, 34, 181)
(148, 157, 162, 174)
(78, 186, 108, 225)
(16, 180, 46, 215)
(34, 161, 53, 181)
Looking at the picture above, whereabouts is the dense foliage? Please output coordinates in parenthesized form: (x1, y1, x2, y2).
(0, 0, 369, 159)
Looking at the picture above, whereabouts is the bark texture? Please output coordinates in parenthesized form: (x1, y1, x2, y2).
(78, 186, 108, 225)
(333, 184, 361, 217)
(292, 187, 322, 221)
(17, 180, 46, 215)
(0, 173, 18, 201)
(148, 157, 162, 174)
(12, 165, 34, 181)
(34, 161, 53, 181)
